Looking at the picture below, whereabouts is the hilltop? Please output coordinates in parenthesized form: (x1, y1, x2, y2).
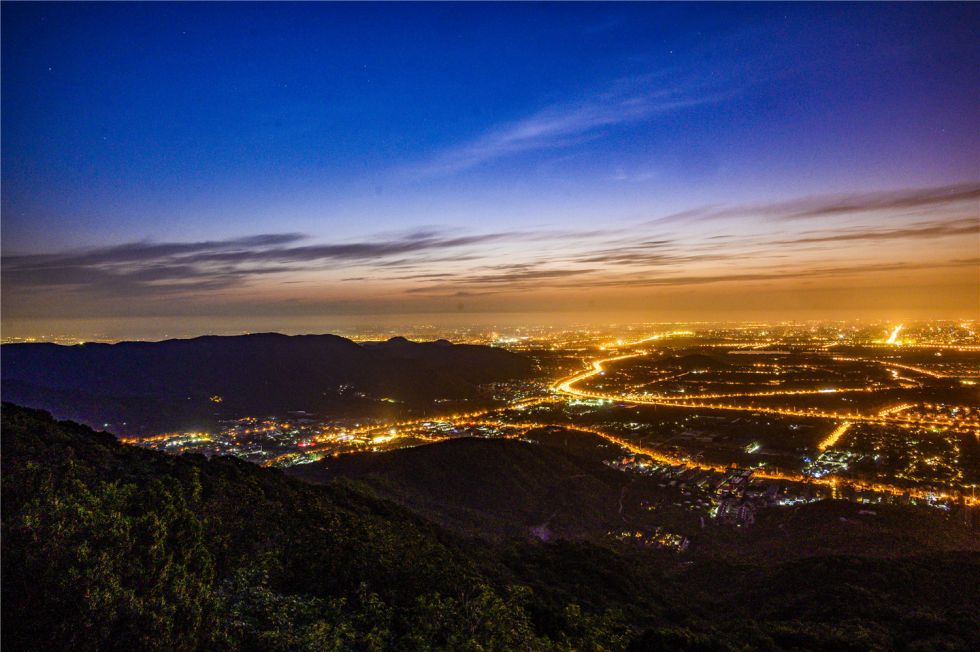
(0, 333, 534, 435)
(292, 431, 980, 556)
(362, 336, 533, 385)
(289, 437, 685, 540)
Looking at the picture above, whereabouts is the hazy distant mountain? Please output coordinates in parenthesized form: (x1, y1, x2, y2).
(0, 333, 534, 434)
(361, 336, 533, 384)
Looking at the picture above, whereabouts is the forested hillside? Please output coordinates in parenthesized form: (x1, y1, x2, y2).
(3, 403, 979, 651)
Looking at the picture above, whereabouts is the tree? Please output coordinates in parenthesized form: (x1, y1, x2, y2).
(4, 458, 215, 651)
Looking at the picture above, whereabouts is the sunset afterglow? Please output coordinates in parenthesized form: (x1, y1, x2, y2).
(2, 3, 977, 341)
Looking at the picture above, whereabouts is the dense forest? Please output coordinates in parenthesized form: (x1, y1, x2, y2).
(3, 402, 979, 651)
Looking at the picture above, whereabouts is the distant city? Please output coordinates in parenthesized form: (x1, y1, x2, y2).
(3, 2, 978, 648)
(77, 320, 976, 541)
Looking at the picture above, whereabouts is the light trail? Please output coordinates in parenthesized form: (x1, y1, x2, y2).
(646, 387, 877, 401)
(451, 418, 975, 506)
(128, 331, 978, 507)
(554, 352, 648, 394)
(633, 371, 691, 390)
(600, 330, 692, 350)
(551, 356, 974, 433)
(546, 343, 976, 503)
(879, 361, 948, 378)
(886, 324, 903, 345)
(817, 422, 851, 451)
(837, 354, 956, 379)
(830, 342, 980, 352)
(879, 403, 914, 417)
(505, 420, 974, 505)
(258, 394, 975, 505)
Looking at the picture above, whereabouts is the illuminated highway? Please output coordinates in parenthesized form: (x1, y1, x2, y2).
(817, 422, 852, 451)
(264, 407, 975, 504)
(886, 324, 903, 345)
(646, 387, 878, 401)
(126, 323, 979, 507)
(551, 352, 976, 433)
(543, 341, 977, 504)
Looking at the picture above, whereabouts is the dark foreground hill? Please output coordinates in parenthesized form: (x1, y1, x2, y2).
(1, 403, 618, 652)
(291, 434, 980, 555)
(1, 333, 534, 434)
(3, 403, 980, 651)
(289, 437, 684, 540)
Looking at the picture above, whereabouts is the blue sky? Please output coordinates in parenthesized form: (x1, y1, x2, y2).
(2, 2, 978, 335)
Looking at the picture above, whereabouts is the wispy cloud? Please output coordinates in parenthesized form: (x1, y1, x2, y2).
(399, 255, 979, 298)
(531, 258, 980, 292)
(4, 182, 977, 316)
(609, 167, 659, 183)
(403, 73, 730, 179)
(653, 182, 980, 224)
(404, 265, 598, 295)
(1, 234, 307, 268)
(770, 217, 979, 247)
(0, 230, 514, 298)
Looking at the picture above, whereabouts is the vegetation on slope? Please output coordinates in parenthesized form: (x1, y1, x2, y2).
(289, 437, 675, 540)
(3, 403, 979, 651)
(1, 403, 623, 651)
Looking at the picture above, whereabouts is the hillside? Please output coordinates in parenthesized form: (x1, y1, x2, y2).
(3, 403, 980, 651)
(0, 402, 623, 651)
(1, 333, 534, 435)
(696, 498, 980, 562)
(289, 437, 680, 540)
(291, 433, 980, 556)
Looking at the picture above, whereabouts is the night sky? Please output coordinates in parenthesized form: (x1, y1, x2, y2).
(2, 3, 978, 338)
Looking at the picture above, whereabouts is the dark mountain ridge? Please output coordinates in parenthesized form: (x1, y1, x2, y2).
(363, 336, 532, 385)
(1, 333, 534, 435)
